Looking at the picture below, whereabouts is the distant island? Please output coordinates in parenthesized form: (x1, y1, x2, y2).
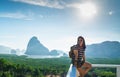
(0, 36, 120, 58)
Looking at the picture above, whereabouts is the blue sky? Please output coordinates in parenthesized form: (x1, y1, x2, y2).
(0, 0, 120, 52)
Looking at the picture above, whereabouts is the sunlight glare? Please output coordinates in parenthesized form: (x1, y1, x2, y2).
(79, 2, 97, 19)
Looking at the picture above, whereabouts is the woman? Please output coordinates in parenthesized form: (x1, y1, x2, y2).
(69, 36, 92, 77)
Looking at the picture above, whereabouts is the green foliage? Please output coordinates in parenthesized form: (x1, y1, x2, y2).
(90, 68, 116, 77)
(0, 54, 119, 77)
(0, 54, 70, 77)
(87, 58, 120, 64)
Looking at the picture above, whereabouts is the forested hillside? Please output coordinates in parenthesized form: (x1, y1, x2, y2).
(0, 54, 119, 77)
(0, 54, 70, 77)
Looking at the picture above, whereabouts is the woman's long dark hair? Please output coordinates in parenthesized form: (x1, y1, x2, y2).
(77, 36, 86, 49)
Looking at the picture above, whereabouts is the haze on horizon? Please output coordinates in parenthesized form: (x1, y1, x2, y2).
(0, 0, 120, 52)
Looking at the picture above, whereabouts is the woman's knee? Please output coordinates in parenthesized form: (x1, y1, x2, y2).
(84, 62, 92, 68)
(87, 63, 92, 69)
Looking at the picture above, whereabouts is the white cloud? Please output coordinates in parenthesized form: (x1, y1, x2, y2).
(0, 12, 33, 20)
(108, 11, 114, 15)
(39, 15, 44, 18)
(0, 12, 26, 19)
(11, 0, 97, 10)
(12, 0, 65, 9)
(66, 3, 81, 8)
(0, 35, 16, 39)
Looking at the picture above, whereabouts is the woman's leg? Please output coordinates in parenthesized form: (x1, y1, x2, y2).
(77, 67, 84, 77)
(82, 62, 92, 75)
(73, 50, 78, 60)
(73, 50, 78, 66)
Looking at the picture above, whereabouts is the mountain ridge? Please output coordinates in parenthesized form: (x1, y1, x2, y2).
(0, 36, 120, 58)
(86, 41, 120, 58)
(25, 36, 50, 55)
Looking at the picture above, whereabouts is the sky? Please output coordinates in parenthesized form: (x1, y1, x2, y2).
(0, 0, 120, 52)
